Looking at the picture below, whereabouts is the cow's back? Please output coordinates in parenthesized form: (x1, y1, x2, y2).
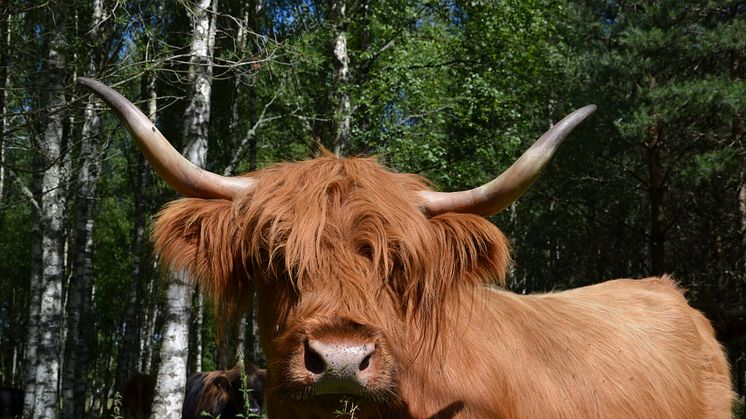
(557, 276, 733, 418)
(407, 276, 733, 419)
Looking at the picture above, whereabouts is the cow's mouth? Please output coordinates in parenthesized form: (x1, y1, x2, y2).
(281, 381, 390, 403)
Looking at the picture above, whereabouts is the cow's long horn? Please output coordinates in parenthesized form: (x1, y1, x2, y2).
(77, 77, 255, 199)
(420, 105, 596, 216)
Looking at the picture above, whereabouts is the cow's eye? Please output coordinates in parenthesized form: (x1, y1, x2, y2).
(357, 244, 373, 261)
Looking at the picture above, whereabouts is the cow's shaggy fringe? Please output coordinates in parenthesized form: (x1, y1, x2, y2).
(153, 152, 510, 336)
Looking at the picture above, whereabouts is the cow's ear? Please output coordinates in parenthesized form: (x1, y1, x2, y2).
(430, 213, 512, 287)
(152, 198, 250, 313)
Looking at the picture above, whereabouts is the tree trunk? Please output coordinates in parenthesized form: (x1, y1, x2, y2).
(736, 120, 745, 280)
(150, 1, 217, 417)
(181, 0, 217, 167)
(123, 9, 162, 389)
(225, 0, 261, 175)
(61, 93, 100, 419)
(115, 166, 145, 386)
(32, 9, 68, 417)
(140, 291, 159, 374)
(187, 291, 204, 375)
(62, 2, 104, 417)
(729, 46, 746, 278)
(0, 11, 9, 207)
(226, 2, 249, 171)
(647, 77, 665, 275)
(149, 271, 194, 418)
(331, 0, 351, 156)
(115, 65, 157, 400)
(22, 160, 43, 417)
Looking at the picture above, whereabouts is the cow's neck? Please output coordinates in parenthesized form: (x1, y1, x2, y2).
(393, 286, 515, 417)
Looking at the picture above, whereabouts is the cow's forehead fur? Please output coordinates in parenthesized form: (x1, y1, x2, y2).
(153, 154, 511, 326)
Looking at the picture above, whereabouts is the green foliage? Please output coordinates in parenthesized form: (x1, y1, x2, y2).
(510, 0, 744, 291)
(237, 361, 264, 418)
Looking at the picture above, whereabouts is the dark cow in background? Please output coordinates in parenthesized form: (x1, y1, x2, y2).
(121, 365, 265, 419)
(0, 387, 23, 418)
(182, 364, 266, 419)
(122, 374, 156, 419)
(80, 78, 733, 418)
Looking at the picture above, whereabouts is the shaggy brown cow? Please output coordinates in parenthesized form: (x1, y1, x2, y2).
(79, 78, 733, 419)
(182, 364, 266, 419)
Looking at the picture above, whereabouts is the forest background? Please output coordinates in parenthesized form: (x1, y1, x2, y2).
(0, 0, 744, 418)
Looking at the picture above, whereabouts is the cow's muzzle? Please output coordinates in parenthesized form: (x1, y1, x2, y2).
(303, 338, 378, 395)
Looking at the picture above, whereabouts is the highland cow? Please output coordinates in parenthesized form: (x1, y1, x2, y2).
(79, 77, 732, 419)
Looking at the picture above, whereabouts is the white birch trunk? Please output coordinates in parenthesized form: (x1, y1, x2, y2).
(0, 13, 9, 206)
(150, 1, 217, 417)
(188, 291, 204, 374)
(32, 14, 68, 418)
(149, 271, 194, 418)
(332, 0, 351, 156)
(22, 167, 42, 416)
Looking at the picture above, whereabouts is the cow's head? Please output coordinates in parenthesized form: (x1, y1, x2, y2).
(79, 78, 594, 410)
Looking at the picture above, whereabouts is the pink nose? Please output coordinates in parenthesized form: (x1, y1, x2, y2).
(304, 339, 376, 394)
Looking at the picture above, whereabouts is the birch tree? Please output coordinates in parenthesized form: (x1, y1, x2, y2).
(22, 159, 43, 417)
(0, 10, 8, 207)
(331, 0, 351, 156)
(150, 0, 218, 417)
(31, 4, 69, 418)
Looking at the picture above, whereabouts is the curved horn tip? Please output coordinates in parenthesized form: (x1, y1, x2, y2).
(569, 104, 597, 122)
(77, 77, 102, 89)
(558, 104, 597, 125)
(579, 104, 597, 115)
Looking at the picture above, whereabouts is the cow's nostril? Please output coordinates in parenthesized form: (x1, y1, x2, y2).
(359, 352, 372, 371)
(304, 341, 325, 374)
